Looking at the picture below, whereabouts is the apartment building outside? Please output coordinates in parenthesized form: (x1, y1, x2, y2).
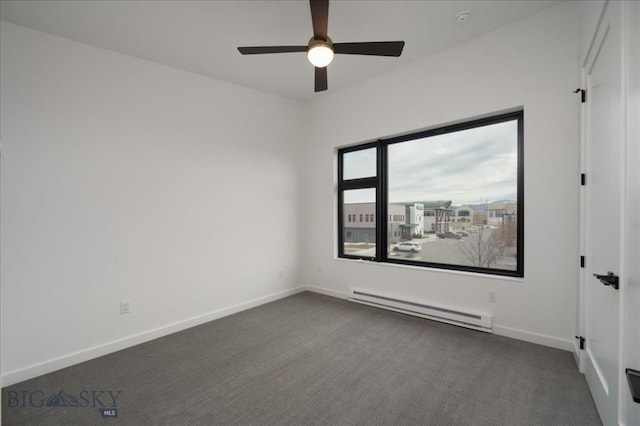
(487, 202, 517, 227)
(343, 200, 453, 243)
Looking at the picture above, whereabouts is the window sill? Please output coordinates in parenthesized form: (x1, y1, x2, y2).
(334, 256, 525, 283)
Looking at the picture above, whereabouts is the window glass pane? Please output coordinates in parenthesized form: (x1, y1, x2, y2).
(387, 120, 518, 271)
(342, 188, 376, 257)
(343, 148, 376, 180)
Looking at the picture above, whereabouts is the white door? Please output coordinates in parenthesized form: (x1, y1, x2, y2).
(583, 2, 622, 425)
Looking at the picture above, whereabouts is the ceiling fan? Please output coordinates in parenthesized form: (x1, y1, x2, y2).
(237, 0, 405, 93)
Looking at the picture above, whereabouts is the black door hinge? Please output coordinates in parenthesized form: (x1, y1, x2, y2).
(580, 256, 585, 268)
(573, 88, 586, 103)
(581, 173, 586, 186)
(575, 336, 585, 350)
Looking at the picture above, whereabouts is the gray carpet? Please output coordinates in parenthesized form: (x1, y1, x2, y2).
(2, 291, 601, 425)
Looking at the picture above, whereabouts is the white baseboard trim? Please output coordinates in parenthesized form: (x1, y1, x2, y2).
(304, 285, 349, 300)
(2, 286, 306, 387)
(493, 324, 574, 352)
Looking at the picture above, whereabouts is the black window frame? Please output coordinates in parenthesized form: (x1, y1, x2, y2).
(337, 110, 524, 277)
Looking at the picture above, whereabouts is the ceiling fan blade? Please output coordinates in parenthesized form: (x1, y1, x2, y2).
(315, 67, 328, 92)
(334, 41, 405, 57)
(237, 46, 307, 55)
(310, 0, 329, 40)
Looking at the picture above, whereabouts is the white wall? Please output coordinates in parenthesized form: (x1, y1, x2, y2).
(0, 22, 305, 385)
(302, 2, 581, 350)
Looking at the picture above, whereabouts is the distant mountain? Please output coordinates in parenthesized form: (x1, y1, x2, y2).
(47, 390, 80, 407)
(450, 200, 516, 211)
(450, 203, 487, 211)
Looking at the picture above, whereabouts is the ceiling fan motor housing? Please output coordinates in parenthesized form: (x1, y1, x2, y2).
(308, 36, 333, 51)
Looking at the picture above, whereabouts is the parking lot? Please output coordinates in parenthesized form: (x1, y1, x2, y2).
(345, 231, 517, 271)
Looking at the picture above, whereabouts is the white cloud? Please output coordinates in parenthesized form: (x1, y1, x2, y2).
(344, 120, 519, 205)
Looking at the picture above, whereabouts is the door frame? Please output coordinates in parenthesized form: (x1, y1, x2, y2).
(621, 2, 640, 423)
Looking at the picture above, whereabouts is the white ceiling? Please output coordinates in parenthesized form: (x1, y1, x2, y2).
(0, 0, 561, 102)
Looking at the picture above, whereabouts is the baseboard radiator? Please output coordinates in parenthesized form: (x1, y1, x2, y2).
(349, 289, 493, 333)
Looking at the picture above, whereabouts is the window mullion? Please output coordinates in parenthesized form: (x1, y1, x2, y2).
(377, 142, 387, 262)
(340, 177, 377, 191)
(337, 151, 345, 256)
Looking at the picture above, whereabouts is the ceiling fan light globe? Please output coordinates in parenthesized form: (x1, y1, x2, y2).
(307, 45, 334, 68)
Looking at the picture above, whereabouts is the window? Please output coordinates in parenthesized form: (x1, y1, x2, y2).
(337, 111, 524, 277)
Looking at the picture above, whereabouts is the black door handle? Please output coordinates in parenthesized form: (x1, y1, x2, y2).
(593, 271, 619, 289)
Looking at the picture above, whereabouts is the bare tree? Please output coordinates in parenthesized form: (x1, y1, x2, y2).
(496, 218, 517, 251)
(457, 227, 499, 268)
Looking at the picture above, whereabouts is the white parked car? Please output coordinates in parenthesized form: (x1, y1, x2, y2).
(393, 242, 422, 252)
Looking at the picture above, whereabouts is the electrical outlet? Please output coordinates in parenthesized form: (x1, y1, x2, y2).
(488, 290, 496, 303)
(120, 300, 132, 314)
(279, 270, 284, 279)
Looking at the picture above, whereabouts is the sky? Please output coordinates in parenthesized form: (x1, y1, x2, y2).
(343, 120, 518, 206)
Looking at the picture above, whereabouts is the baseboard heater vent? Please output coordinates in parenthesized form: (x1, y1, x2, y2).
(349, 289, 493, 333)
